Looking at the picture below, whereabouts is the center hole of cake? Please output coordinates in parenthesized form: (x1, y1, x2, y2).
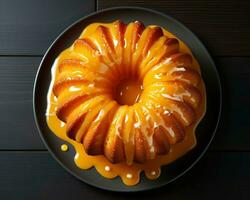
(114, 79, 143, 106)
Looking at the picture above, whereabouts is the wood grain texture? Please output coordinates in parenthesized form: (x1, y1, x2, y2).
(0, 152, 249, 199)
(0, 0, 95, 55)
(97, 0, 250, 56)
(210, 57, 250, 151)
(0, 57, 44, 149)
(0, 57, 249, 151)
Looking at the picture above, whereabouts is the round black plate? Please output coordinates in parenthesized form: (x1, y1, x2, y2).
(33, 7, 222, 192)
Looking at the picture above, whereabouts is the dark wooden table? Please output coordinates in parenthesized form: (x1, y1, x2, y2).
(0, 0, 249, 199)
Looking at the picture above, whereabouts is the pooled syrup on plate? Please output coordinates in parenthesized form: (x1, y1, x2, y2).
(46, 22, 206, 186)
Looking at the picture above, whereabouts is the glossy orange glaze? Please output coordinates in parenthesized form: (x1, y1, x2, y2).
(114, 79, 143, 106)
(46, 21, 206, 186)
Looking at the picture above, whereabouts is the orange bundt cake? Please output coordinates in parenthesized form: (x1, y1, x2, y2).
(46, 20, 206, 185)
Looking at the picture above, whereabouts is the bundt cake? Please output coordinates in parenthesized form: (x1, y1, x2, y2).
(46, 20, 206, 185)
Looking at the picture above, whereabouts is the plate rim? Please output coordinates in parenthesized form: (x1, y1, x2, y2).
(33, 6, 222, 192)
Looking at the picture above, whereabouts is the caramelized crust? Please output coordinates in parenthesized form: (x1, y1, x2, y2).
(52, 20, 204, 164)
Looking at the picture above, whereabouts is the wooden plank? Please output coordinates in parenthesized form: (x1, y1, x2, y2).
(0, 57, 44, 149)
(0, 0, 95, 55)
(97, 0, 250, 56)
(0, 152, 249, 199)
(210, 57, 250, 151)
(0, 56, 249, 150)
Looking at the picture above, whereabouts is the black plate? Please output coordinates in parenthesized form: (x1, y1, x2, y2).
(33, 7, 222, 192)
